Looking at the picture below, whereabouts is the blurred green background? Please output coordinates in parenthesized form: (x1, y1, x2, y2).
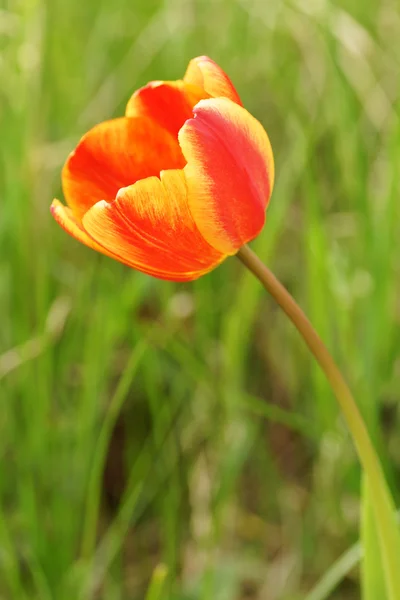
(1, 0, 400, 598)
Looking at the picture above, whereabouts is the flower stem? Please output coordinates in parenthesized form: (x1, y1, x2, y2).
(237, 244, 400, 598)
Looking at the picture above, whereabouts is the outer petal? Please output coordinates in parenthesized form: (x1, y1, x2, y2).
(125, 80, 208, 137)
(62, 116, 185, 219)
(81, 170, 225, 281)
(184, 56, 242, 105)
(50, 199, 120, 260)
(178, 98, 274, 255)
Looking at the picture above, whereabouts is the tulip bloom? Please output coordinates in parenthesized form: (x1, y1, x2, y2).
(51, 56, 274, 281)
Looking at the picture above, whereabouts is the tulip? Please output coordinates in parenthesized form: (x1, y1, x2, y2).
(51, 56, 274, 281)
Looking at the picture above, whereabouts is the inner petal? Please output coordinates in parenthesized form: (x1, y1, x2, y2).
(125, 80, 209, 138)
(62, 116, 185, 220)
(183, 56, 242, 105)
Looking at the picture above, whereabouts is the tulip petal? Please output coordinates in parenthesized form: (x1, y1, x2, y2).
(178, 98, 274, 255)
(63, 116, 185, 219)
(184, 56, 242, 105)
(50, 199, 120, 260)
(81, 170, 225, 281)
(126, 80, 208, 137)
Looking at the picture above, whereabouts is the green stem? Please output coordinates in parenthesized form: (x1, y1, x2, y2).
(237, 244, 400, 598)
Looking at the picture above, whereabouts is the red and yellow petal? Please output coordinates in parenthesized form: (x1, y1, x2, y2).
(50, 199, 120, 260)
(81, 170, 225, 281)
(184, 56, 242, 106)
(126, 80, 208, 137)
(178, 97, 274, 255)
(62, 116, 185, 220)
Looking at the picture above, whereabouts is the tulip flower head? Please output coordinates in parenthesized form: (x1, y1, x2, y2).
(51, 56, 274, 281)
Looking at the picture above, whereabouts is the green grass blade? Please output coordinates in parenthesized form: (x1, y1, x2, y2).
(80, 341, 148, 561)
(361, 476, 387, 600)
(305, 542, 362, 600)
(145, 564, 168, 600)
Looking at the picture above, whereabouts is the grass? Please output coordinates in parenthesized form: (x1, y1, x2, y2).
(1, 0, 400, 598)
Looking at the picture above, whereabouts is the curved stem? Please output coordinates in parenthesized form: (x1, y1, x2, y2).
(237, 244, 400, 598)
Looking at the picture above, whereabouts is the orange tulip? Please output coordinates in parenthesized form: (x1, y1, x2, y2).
(51, 56, 274, 281)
